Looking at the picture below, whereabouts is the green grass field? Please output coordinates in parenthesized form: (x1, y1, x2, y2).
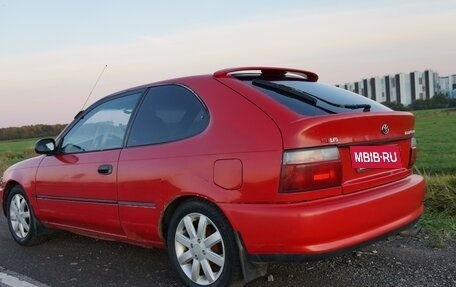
(0, 139, 37, 175)
(0, 109, 455, 243)
(414, 109, 456, 175)
(0, 138, 37, 153)
(412, 109, 456, 245)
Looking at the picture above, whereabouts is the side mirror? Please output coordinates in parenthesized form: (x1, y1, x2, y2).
(35, 138, 57, 155)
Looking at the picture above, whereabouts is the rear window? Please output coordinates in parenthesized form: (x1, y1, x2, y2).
(247, 80, 391, 116)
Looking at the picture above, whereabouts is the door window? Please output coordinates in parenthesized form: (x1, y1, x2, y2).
(61, 92, 141, 153)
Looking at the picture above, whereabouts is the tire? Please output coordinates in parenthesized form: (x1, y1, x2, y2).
(167, 199, 242, 287)
(6, 185, 46, 246)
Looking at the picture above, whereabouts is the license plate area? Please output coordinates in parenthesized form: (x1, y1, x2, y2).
(349, 145, 402, 169)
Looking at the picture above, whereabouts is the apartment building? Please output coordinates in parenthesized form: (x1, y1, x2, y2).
(439, 75, 456, 98)
(336, 69, 448, 105)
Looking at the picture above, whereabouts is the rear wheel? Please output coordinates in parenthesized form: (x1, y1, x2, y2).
(167, 200, 241, 287)
(6, 185, 46, 246)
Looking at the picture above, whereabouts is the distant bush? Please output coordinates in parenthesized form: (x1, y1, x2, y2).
(382, 94, 456, 111)
(381, 101, 410, 111)
(0, 124, 66, 141)
(410, 94, 456, 110)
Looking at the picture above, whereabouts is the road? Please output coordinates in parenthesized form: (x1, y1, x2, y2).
(0, 215, 455, 287)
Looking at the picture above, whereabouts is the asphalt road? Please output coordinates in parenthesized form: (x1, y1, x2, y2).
(0, 215, 455, 287)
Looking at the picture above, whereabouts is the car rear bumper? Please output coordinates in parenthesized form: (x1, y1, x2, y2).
(220, 174, 425, 260)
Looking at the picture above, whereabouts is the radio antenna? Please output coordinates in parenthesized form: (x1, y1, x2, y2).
(81, 64, 108, 110)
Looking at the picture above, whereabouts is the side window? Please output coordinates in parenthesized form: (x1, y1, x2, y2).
(127, 85, 209, 147)
(61, 92, 141, 153)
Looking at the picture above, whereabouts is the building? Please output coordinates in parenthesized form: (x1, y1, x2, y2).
(439, 75, 456, 98)
(336, 69, 450, 105)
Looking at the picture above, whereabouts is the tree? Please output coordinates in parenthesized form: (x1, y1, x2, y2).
(410, 93, 456, 110)
(0, 124, 66, 141)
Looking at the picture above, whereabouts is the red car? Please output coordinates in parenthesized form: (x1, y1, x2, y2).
(0, 67, 425, 287)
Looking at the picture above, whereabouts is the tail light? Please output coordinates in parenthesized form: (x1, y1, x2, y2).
(408, 137, 417, 168)
(280, 147, 342, 193)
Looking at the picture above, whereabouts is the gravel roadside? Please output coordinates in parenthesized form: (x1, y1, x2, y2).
(247, 233, 456, 287)
(1, 210, 455, 287)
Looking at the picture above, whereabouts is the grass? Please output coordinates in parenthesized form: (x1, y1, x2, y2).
(413, 109, 456, 174)
(418, 170, 456, 246)
(0, 109, 455, 244)
(420, 212, 456, 248)
(412, 109, 456, 246)
(0, 138, 37, 153)
(422, 173, 456, 215)
(0, 139, 38, 175)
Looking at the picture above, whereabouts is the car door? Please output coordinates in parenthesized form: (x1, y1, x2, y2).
(117, 84, 209, 244)
(35, 91, 142, 235)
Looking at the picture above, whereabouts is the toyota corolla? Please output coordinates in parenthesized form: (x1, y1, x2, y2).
(0, 67, 425, 287)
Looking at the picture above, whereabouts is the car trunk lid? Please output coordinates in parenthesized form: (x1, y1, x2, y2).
(281, 112, 416, 194)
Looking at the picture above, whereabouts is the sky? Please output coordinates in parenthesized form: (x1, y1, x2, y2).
(1, 0, 455, 128)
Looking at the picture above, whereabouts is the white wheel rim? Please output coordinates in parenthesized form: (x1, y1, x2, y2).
(174, 213, 225, 285)
(9, 194, 31, 239)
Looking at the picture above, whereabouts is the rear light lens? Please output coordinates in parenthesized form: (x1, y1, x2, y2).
(408, 137, 417, 168)
(280, 147, 342, 193)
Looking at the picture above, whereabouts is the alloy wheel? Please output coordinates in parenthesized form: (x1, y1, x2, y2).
(9, 193, 31, 239)
(174, 212, 225, 285)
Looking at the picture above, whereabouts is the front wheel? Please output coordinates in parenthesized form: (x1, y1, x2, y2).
(167, 200, 241, 287)
(6, 185, 46, 246)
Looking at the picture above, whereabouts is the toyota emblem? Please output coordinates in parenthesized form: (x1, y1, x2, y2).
(381, 124, 390, 135)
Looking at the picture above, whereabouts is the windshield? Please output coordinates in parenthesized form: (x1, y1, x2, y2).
(247, 80, 391, 116)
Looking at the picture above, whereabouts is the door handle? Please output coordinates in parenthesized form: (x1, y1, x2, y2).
(98, 164, 113, 175)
